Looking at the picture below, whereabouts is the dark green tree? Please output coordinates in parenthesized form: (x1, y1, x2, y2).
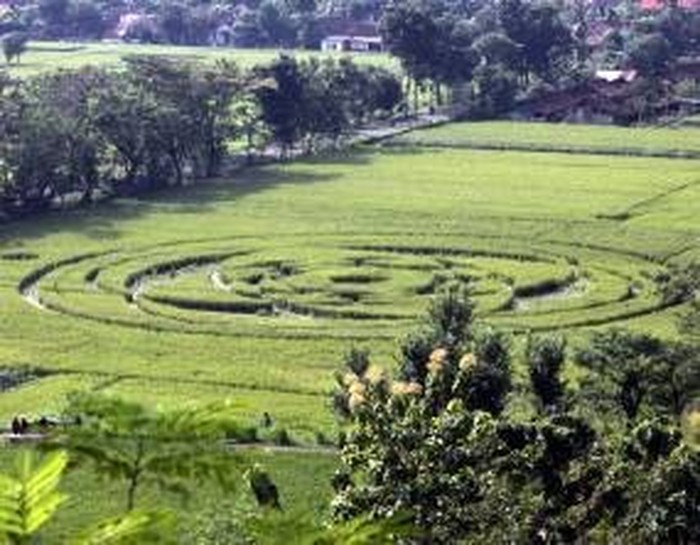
(527, 334, 567, 413)
(1, 31, 28, 64)
(626, 32, 673, 76)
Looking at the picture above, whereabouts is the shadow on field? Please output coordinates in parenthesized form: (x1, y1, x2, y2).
(0, 146, 429, 244)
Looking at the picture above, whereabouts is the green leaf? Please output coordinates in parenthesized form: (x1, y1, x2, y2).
(73, 509, 175, 545)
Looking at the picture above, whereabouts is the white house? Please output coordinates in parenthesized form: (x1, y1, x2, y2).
(321, 35, 383, 53)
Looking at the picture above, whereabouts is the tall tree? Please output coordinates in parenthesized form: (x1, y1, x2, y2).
(1, 31, 28, 64)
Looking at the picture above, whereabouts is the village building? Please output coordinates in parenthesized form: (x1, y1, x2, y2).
(320, 35, 382, 52)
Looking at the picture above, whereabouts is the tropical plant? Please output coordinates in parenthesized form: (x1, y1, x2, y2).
(46, 394, 243, 512)
(0, 449, 173, 544)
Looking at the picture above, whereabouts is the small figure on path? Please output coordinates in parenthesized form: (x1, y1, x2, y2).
(11, 416, 21, 435)
(261, 412, 273, 428)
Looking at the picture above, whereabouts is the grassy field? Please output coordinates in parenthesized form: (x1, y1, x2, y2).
(4, 41, 397, 76)
(0, 119, 698, 539)
(391, 120, 700, 156)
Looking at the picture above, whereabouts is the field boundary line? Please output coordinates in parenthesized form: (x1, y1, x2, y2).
(381, 139, 700, 161)
(605, 178, 700, 221)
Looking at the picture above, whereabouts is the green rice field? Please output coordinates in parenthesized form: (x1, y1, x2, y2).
(4, 41, 396, 76)
(391, 119, 700, 157)
(0, 121, 698, 442)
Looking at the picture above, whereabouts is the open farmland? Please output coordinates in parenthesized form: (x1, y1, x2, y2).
(0, 124, 698, 439)
(5, 41, 396, 76)
(391, 119, 700, 157)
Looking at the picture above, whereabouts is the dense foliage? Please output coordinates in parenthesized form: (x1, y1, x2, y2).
(379, 0, 700, 119)
(331, 285, 700, 543)
(0, 54, 401, 217)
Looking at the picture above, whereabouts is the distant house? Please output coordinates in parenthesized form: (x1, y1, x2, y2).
(318, 18, 383, 52)
(109, 13, 159, 42)
(321, 35, 383, 53)
(515, 69, 666, 124)
(595, 69, 638, 83)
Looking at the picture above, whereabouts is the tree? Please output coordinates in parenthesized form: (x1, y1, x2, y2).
(26, 68, 109, 203)
(331, 291, 700, 542)
(48, 394, 243, 512)
(258, 1, 297, 47)
(498, 0, 573, 83)
(576, 330, 697, 420)
(0, 80, 74, 213)
(474, 31, 518, 68)
(527, 334, 567, 412)
(232, 10, 264, 47)
(157, 1, 190, 45)
(38, 0, 68, 35)
(381, 1, 478, 106)
(67, 0, 105, 40)
(470, 64, 518, 118)
(627, 32, 673, 76)
(1, 31, 28, 64)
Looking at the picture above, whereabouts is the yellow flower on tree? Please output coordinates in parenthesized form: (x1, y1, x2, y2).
(427, 348, 448, 375)
(459, 353, 477, 372)
(391, 381, 423, 397)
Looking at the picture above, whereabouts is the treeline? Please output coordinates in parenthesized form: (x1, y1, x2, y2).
(0, 54, 401, 216)
(0, 0, 382, 46)
(382, 0, 700, 120)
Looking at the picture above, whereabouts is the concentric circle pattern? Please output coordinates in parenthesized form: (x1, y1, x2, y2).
(19, 234, 671, 339)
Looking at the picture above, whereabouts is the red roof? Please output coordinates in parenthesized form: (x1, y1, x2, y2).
(640, 0, 700, 10)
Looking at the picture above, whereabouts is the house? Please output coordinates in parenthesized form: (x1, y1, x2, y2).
(514, 71, 671, 124)
(320, 35, 383, 52)
(595, 69, 638, 83)
(318, 19, 383, 52)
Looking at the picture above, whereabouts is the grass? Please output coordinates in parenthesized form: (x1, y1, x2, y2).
(4, 41, 397, 76)
(0, 120, 697, 539)
(390, 120, 700, 157)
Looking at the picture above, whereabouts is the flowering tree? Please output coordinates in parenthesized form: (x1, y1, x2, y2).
(330, 284, 700, 543)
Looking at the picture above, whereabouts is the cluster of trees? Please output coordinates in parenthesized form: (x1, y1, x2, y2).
(0, 0, 112, 41)
(381, 0, 700, 120)
(601, 7, 700, 76)
(0, 56, 245, 214)
(0, 0, 383, 47)
(331, 284, 700, 542)
(0, 54, 401, 216)
(4, 0, 700, 122)
(254, 55, 401, 155)
(380, 0, 579, 116)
